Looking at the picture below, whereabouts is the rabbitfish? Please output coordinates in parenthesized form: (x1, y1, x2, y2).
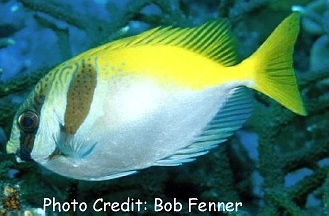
(7, 13, 306, 180)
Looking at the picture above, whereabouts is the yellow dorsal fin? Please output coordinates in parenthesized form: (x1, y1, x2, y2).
(101, 20, 237, 67)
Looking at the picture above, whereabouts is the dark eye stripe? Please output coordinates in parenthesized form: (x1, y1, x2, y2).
(15, 65, 52, 160)
(17, 110, 39, 161)
(19, 132, 35, 161)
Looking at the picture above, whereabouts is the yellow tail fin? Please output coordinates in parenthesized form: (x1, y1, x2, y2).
(242, 12, 307, 116)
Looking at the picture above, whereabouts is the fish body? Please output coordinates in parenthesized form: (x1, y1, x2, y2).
(7, 13, 306, 181)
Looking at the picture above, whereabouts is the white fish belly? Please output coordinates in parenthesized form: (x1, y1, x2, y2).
(44, 75, 240, 180)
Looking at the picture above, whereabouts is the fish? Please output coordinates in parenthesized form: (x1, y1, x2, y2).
(6, 13, 306, 181)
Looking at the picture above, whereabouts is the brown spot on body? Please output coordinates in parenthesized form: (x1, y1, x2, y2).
(64, 58, 97, 134)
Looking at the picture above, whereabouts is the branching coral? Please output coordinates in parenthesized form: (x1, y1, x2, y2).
(293, 0, 329, 71)
(1, 0, 329, 215)
(244, 64, 329, 215)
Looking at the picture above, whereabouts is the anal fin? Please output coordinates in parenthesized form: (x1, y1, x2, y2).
(154, 87, 253, 166)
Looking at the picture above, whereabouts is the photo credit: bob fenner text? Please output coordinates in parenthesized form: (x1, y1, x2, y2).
(43, 197, 243, 213)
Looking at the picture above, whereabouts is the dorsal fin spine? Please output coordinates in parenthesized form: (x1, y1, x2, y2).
(98, 19, 237, 67)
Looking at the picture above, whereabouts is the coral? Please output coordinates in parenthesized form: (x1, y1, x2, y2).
(1, 0, 329, 215)
(246, 65, 329, 215)
(1, 184, 21, 212)
(293, 0, 329, 70)
(0, 183, 46, 215)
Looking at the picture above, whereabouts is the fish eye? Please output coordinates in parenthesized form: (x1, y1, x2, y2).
(18, 111, 39, 132)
